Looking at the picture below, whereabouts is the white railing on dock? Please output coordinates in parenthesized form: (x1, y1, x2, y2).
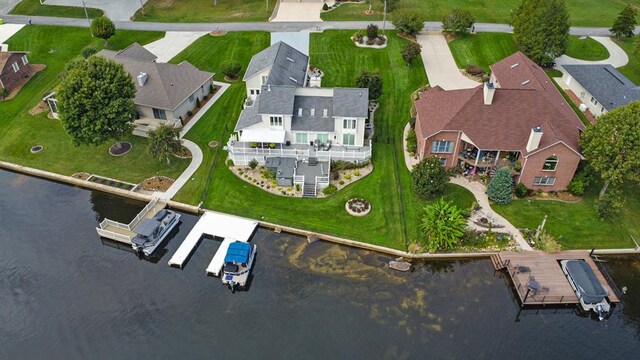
(97, 228, 132, 243)
(129, 197, 160, 229)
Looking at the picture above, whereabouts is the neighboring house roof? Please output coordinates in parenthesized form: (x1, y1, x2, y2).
(562, 64, 640, 111)
(416, 85, 582, 156)
(97, 43, 213, 111)
(0, 51, 28, 76)
(491, 51, 584, 131)
(257, 85, 297, 115)
(333, 88, 369, 118)
(243, 41, 309, 86)
(291, 95, 334, 132)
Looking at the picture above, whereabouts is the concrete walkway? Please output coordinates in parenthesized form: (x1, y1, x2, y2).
(271, 3, 323, 22)
(44, 0, 146, 21)
(143, 31, 207, 63)
(416, 33, 479, 90)
(449, 176, 533, 251)
(155, 81, 230, 200)
(555, 36, 629, 70)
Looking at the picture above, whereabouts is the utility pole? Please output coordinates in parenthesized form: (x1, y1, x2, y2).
(266, 0, 269, 14)
(82, 1, 91, 35)
(382, 0, 387, 35)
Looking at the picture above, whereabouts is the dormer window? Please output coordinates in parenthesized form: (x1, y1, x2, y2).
(310, 109, 315, 116)
(298, 108, 303, 116)
(323, 109, 328, 117)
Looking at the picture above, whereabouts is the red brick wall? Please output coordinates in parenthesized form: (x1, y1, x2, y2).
(520, 143, 580, 191)
(0, 53, 31, 93)
(423, 131, 460, 168)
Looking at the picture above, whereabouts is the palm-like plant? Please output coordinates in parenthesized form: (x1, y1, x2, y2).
(147, 124, 182, 165)
(420, 198, 468, 251)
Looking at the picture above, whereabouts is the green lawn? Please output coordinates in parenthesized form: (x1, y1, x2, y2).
(321, 0, 640, 27)
(614, 36, 640, 85)
(0, 26, 188, 183)
(448, 32, 518, 72)
(493, 184, 639, 249)
(133, 0, 276, 22)
(10, 0, 104, 18)
(565, 36, 610, 61)
(173, 31, 475, 249)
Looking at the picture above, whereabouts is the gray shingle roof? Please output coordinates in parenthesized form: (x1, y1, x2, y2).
(97, 44, 214, 111)
(243, 41, 308, 86)
(117, 43, 158, 62)
(291, 96, 334, 132)
(257, 85, 296, 114)
(333, 88, 369, 117)
(235, 95, 263, 131)
(563, 64, 640, 111)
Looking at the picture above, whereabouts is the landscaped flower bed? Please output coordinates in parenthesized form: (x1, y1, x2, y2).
(345, 198, 371, 217)
(229, 164, 302, 197)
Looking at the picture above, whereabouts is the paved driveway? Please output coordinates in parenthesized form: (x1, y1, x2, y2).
(143, 31, 207, 63)
(416, 33, 479, 90)
(0, 0, 22, 14)
(555, 36, 629, 68)
(271, 3, 322, 22)
(44, 0, 146, 21)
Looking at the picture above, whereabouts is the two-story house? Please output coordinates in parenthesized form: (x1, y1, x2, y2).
(0, 50, 31, 96)
(228, 41, 371, 167)
(414, 52, 585, 191)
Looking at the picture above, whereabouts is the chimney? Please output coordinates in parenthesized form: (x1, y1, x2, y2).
(526, 126, 543, 152)
(483, 82, 495, 105)
(137, 72, 148, 86)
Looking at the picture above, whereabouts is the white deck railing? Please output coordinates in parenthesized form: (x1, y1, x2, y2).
(97, 228, 133, 243)
(294, 175, 305, 185)
(97, 197, 161, 232)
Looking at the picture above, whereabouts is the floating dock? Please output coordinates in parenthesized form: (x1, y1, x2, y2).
(492, 250, 620, 306)
(205, 238, 235, 276)
(96, 197, 166, 244)
(168, 211, 258, 269)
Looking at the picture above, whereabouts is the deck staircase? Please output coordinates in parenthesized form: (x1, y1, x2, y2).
(490, 254, 506, 270)
(302, 183, 316, 198)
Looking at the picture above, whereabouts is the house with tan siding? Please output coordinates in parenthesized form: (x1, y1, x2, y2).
(414, 52, 585, 191)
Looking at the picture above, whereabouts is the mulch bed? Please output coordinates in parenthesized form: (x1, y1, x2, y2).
(173, 146, 192, 159)
(29, 101, 49, 116)
(108, 142, 132, 156)
(181, 86, 222, 125)
(138, 176, 175, 192)
(209, 31, 228, 36)
(224, 76, 239, 82)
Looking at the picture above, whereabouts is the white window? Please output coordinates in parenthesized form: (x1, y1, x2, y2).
(343, 133, 356, 146)
(269, 116, 283, 127)
(431, 141, 453, 154)
(343, 118, 356, 130)
(542, 156, 558, 171)
(323, 109, 328, 117)
(295, 133, 308, 144)
(21, 55, 28, 65)
(152, 108, 167, 120)
(533, 176, 556, 186)
(261, 75, 269, 84)
(298, 108, 303, 116)
(590, 96, 598, 106)
(316, 133, 329, 144)
(12, 62, 19, 73)
(310, 109, 315, 116)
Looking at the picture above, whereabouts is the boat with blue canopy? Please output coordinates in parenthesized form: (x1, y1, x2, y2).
(222, 241, 257, 291)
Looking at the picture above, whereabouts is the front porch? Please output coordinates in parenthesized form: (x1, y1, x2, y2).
(456, 141, 520, 176)
(226, 135, 372, 165)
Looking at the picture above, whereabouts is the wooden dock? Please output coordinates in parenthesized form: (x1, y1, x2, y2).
(492, 250, 620, 306)
(96, 198, 167, 244)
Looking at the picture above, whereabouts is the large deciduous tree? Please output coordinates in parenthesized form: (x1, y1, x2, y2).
(148, 124, 183, 165)
(392, 10, 425, 37)
(90, 16, 116, 44)
(511, 0, 569, 66)
(420, 198, 467, 251)
(487, 167, 514, 204)
(580, 101, 640, 198)
(412, 156, 448, 198)
(442, 9, 475, 36)
(610, 4, 638, 39)
(354, 70, 382, 100)
(57, 57, 135, 147)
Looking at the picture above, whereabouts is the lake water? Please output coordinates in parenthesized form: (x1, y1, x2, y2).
(0, 169, 639, 359)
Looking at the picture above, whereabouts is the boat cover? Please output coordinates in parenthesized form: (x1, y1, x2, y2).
(565, 260, 608, 304)
(133, 219, 160, 238)
(224, 241, 251, 264)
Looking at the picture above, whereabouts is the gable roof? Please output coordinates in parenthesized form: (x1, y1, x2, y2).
(491, 51, 584, 131)
(333, 88, 369, 118)
(258, 85, 297, 115)
(562, 64, 640, 111)
(97, 43, 213, 111)
(0, 50, 28, 76)
(292, 95, 335, 132)
(243, 41, 309, 86)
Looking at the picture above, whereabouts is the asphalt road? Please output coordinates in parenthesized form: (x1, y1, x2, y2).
(2, 14, 639, 36)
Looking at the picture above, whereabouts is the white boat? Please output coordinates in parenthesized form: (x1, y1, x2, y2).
(221, 241, 257, 291)
(560, 259, 611, 320)
(131, 209, 181, 257)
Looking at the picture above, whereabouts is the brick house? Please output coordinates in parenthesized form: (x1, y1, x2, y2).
(414, 52, 585, 191)
(0, 50, 31, 95)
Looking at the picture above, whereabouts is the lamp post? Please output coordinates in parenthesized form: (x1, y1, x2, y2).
(382, 0, 387, 35)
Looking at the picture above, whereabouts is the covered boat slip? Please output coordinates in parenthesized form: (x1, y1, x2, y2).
(563, 260, 609, 304)
(168, 211, 258, 269)
(493, 251, 619, 306)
